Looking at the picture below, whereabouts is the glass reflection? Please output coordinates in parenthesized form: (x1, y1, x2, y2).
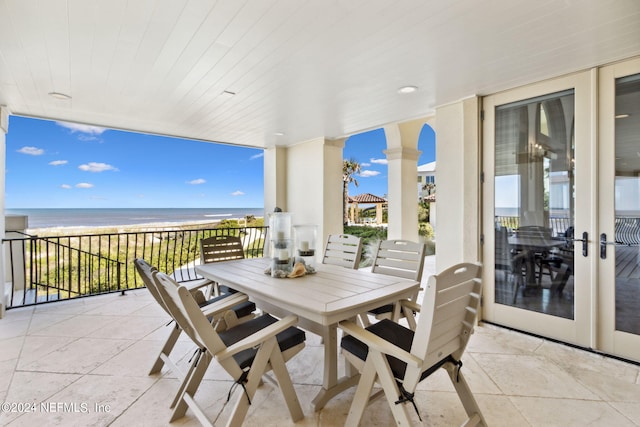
(494, 90, 575, 319)
(614, 73, 640, 335)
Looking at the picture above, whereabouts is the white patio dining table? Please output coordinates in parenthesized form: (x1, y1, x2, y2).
(195, 257, 420, 411)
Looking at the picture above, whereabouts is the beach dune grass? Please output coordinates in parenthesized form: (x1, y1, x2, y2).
(10, 217, 266, 305)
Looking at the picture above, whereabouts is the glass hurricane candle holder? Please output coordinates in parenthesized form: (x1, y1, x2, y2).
(270, 239, 292, 278)
(269, 212, 292, 250)
(293, 224, 318, 270)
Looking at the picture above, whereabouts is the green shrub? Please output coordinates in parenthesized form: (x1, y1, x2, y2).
(418, 222, 434, 239)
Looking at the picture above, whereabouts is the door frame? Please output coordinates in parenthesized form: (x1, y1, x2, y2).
(597, 57, 640, 361)
(482, 69, 596, 347)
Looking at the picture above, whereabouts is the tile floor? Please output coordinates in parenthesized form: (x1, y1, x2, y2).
(1, 258, 639, 426)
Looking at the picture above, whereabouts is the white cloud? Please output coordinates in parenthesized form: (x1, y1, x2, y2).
(56, 121, 106, 135)
(360, 170, 381, 177)
(77, 134, 100, 142)
(250, 152, 264, 160)
(49, 160, 68, 166)
(187, 178, 206, 185)
(18, 146, 44, 156)
(360, 162, 371, 167)
(231, 190, 245, 196)
(370, 158, 388, 165)
(75, 182, 94, 188)
(60, 184, 72, 189)
(78, 162, 118, 172)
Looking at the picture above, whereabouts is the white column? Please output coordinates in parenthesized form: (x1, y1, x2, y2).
(264, 146, 288, 215)
(384, 120, 424, 242)
(384, 145, 421, 241)
(0, 106, 9, 317)
(434, 97, 481, 270)
(286, 137, 344, 258)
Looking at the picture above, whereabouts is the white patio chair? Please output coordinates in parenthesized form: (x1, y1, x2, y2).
(339, 262, 486, 427)
(200, 234, 247, 295)
(360, 239, 426, 329)
(134, 258, 253, 408)
(154, 270, 306, 426)
(322, 234, 363, 269)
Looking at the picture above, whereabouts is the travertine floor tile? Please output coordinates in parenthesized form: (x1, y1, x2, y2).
(474, 353, 601, 400)
(510, 396, 636, 427)
(1, 281, 638, 427)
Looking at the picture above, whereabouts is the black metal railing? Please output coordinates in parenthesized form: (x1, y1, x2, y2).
(3, 225, 267, 309)
(496, 215, 640, 244)
(614, 217, 640, 245)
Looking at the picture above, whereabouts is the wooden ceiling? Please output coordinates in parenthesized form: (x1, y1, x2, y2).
(0, 0, 639, 148)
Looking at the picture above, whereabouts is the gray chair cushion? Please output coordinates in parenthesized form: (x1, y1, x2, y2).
(219, 314, 306, 369)
(340, 319, 447, 382)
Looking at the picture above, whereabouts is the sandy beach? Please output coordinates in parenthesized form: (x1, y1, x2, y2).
(26, 217, 262, 236)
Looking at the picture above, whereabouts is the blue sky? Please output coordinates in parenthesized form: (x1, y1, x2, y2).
(5, 116, 435, 209)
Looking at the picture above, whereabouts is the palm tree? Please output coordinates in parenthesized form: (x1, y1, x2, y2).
(343, 158, 361, 225)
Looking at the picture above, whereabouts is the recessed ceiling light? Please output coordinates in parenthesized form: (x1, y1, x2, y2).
(398, 86, 418, 94)
(274, 132, 285, 136)
(615, 113, 630, 119)
(48, 91, 71, 100)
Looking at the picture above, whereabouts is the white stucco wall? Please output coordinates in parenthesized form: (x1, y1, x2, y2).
(434, 97, 481, 272)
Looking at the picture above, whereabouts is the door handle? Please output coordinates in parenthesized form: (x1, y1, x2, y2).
(600, 233, 618, 259)
(568, 231, 589, 257)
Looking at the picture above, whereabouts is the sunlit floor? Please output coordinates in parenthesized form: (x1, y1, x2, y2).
(1, 262, 639, 426)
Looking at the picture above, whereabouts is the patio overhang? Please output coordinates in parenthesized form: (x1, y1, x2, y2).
(0, 1, 638, 288)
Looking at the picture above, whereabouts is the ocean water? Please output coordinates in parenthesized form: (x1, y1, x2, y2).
(5, 208, 265, 229)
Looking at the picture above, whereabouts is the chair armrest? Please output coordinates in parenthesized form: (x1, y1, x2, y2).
(339, 320, 422, 368)
(200, 293, 249, 317)
(183, 278, 215, 291)
(216, 315, 299, 361)
(398, 299, 421, 313)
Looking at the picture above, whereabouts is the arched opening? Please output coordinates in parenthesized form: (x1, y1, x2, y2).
(418, 124, 436, 249)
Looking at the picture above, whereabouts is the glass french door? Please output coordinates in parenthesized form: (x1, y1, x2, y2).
(597, 58, 640, 362)
(483, 58, 640, 363)
(482, 70, 594, 346)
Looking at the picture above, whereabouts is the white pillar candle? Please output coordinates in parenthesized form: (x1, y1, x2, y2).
(277, 231, 285, 240)
(278, 249, 289, 260)
(300, 241, 310, 251)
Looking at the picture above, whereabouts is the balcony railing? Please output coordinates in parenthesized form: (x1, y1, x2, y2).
(2, 225, 267, 310)
(495, 216, 572, 237)
(495, 215, 640, 244)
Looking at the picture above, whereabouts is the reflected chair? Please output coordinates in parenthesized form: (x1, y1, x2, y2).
(153, 270, 306, 426)
(539, 226, 575, 295)
(360, 240, 426, 330)
(495, 227, 513, 282)
(495, 227, 528, 303)
(339, 262, 486, 427)
(516, 225, 552, 280)
(322, 234, 363, 269)
(134, 258, 253, 408)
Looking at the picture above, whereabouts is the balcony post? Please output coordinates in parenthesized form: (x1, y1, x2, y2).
(1, 106, 9, 317)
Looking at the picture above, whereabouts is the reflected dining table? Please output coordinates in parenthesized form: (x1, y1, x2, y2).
(508, 234, 565, 288)
(195, 257, 420, 411)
